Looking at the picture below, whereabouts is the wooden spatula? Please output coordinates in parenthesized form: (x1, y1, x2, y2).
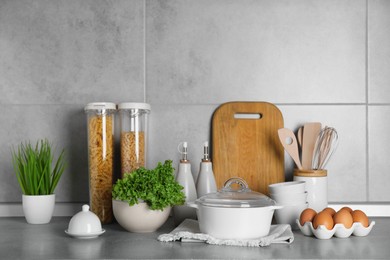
(301, 122, 322, 169)
(297, 126, 303, 148)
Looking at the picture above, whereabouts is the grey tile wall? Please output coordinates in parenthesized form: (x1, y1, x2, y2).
(0, 0, 144, 202)
(368, 0, 390, 103)
(146, 0, 366, 104)
(0, 0, 388, 203)
(368, 106, 390, 201)
(368, 0, 390, 201)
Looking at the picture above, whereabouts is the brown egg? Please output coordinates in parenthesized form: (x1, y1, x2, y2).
(351, 210, 369, 227)
(333, 209, 353, 228)
(322, 207, 336, 216)
(299, 208, 317, 226)
(339, 206, 353, 213)
(313, 211, 334, 230)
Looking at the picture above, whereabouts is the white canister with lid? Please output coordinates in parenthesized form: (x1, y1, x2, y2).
(118, 102, 151, 177)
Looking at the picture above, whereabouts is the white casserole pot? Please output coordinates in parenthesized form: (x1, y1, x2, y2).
(187, 177, 282, 239)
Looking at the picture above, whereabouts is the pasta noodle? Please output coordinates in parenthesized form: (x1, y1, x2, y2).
(120, 131, 145, 176)
(87, 114, 114, 224)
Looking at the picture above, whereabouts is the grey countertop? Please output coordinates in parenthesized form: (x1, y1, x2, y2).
(1, 217, 389, 259)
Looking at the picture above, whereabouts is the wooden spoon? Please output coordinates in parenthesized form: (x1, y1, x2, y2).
(278, 128, 303, 170)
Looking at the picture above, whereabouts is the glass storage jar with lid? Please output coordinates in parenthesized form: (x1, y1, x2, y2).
(84, 102, 116, 224)
(118, 102, 151, 177)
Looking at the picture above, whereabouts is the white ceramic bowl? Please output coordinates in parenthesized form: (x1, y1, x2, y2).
(270, 191, 307, 205)
(274, 202, 308, 230)
(66, 205, 104, 238)
(113, 200, 171, 233)
(268, 181, 306, 195)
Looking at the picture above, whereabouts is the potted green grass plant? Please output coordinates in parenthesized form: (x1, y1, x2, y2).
(112, 160, 185, 232)
(11, 139, 66, 224)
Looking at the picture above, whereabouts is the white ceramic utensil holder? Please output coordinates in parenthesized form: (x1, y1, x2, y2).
(293, 169, 327, 212)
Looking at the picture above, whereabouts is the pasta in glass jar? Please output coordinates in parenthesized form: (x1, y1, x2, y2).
(85, 102, 116, 224)
(118, 103, 150, 177)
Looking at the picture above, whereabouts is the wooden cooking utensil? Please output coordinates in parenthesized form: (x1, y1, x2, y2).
(212, 102, 284, 195)
(301, 122, 322, 169)
(297, 126, 303, 148)
(278, 128, 303, 170)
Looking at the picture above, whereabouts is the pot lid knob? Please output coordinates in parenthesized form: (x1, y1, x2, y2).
(222, 177, 249, 192)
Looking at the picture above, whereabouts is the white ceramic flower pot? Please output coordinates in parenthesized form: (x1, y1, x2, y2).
(22, 194, 55, 224)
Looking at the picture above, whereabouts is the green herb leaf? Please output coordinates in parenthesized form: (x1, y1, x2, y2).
(112, 160, 185, 211)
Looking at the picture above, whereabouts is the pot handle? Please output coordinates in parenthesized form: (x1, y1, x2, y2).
(186, 202, 199, 209)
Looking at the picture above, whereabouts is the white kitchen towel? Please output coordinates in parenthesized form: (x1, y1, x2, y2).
(157, 219, 294, 247)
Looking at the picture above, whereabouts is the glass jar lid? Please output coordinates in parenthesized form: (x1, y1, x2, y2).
(84, 102, 116, 115)
(118, 102, 151, 112)
(196, 177, 276, 208)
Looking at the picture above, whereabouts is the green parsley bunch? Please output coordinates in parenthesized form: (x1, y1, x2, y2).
(112, 160, 185, 210)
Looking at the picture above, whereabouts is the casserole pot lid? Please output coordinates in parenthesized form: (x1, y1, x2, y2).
(196, 177, 276, 208)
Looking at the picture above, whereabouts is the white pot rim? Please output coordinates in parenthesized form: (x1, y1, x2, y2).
(22, 194, 55, 197)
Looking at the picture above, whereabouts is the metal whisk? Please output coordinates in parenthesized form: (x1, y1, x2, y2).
(311, 126, 338, 170)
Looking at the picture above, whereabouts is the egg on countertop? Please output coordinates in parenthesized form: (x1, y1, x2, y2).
(322, 207, 336, 216)
(313, 211, 334, 230)
(299, 208, 317, 226)
(339, 206, 353, 213)
(352, 210, 369, 227)
(333, 209, 353, 228)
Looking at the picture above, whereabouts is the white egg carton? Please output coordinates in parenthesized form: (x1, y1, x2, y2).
(296, 219, 375, 239)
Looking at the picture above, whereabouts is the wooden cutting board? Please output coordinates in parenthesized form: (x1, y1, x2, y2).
(212, 102, 285, 195)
